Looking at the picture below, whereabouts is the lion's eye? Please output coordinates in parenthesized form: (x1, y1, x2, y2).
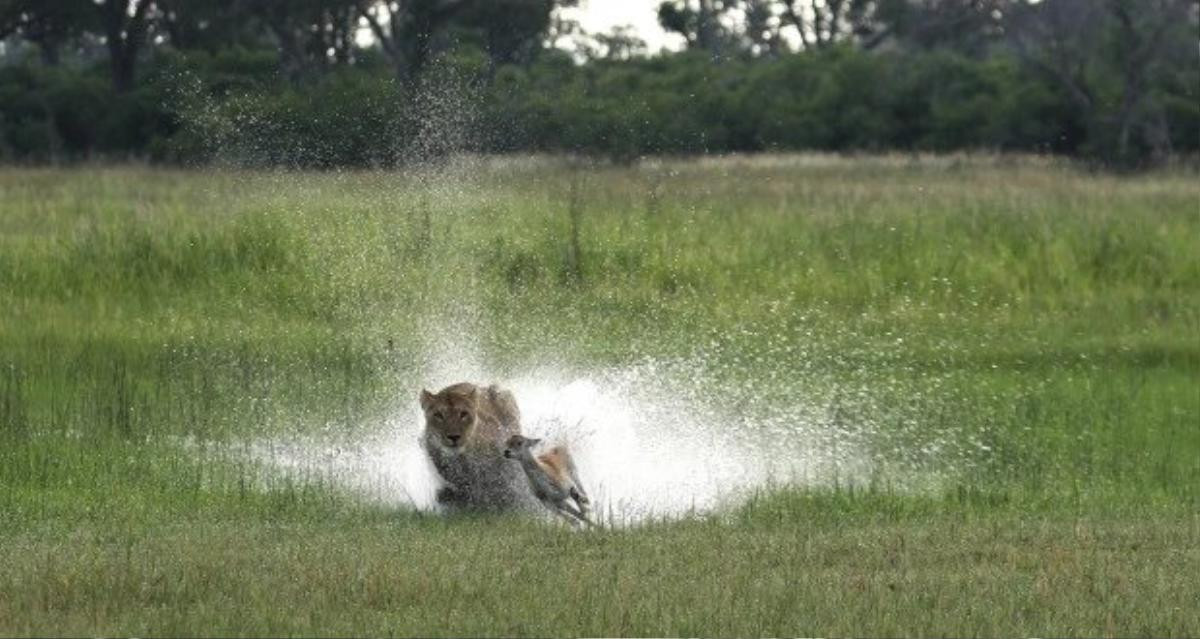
(459, 411, 470, 421)
(433, 411, 444, 421)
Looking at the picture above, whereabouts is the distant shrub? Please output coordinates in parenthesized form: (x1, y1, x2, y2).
(0, 43, 1195, 166)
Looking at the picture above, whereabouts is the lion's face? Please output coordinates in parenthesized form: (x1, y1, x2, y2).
(420, 387, 478, 451)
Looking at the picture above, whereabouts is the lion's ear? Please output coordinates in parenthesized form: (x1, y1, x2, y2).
(527, 437, 542, 447)
(468, 385, 481, 404)
(419, 389, 434, 410)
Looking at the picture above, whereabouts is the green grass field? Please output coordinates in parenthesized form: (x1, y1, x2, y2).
(1, 156, 1198, 636)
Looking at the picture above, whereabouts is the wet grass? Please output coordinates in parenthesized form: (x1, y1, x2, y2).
(1, 156, 1198, 636)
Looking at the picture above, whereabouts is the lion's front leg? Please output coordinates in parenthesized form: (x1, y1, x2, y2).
(423, 434, 470, 506)
(435, 485, 468, 506)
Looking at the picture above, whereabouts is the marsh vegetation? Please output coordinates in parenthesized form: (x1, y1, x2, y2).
(0, 156, 1197, 635)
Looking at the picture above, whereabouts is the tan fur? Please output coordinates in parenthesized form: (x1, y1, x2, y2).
(504, 435, 593, 526)
(538, 447, 570, 481)
(419, 382, 527, 510)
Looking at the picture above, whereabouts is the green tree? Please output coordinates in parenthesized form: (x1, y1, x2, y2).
(95, 0, 156, 92)
(856, 0, 1009, 55)
(1008, 0, 1197, 166)
(0, 0, 94, 65)
(156, 0, 269, 53)
(657, 0, 741, 58)
(354, 0, 467, 84)
(458, 0, 561, 68)
(260, 0, 360, 79)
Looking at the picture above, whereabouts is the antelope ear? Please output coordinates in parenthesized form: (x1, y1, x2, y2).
(419, 389, 434, 410)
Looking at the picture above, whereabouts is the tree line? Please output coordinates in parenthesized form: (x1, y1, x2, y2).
(1, 0, 1196, 168)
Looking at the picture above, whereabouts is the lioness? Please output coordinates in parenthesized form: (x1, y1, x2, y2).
(419, 382, 529, 510)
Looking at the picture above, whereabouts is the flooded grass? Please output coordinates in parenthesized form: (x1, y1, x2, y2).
(0, 157, 1197, 635)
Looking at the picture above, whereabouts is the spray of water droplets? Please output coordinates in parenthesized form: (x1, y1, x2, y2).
(246, 356, 884, 525)
(173, 66, 986, 526)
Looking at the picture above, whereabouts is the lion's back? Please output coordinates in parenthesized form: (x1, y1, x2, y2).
(480, 384, 521, 434)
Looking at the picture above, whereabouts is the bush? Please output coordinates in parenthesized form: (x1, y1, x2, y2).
(0, 42, 1196, 166)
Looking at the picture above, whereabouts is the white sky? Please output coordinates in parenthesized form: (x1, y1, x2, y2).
(349, 1, 683, 56)
(563, 0, 686, 53)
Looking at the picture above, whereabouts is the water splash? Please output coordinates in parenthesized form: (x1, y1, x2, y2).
(245, 353, 888, 526)
(178, 64, 973, 525)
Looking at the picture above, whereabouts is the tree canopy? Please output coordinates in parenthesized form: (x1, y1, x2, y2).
(0, 0, 1195, 167)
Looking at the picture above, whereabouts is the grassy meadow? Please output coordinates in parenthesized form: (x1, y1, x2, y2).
(0, 156, 1198, 636)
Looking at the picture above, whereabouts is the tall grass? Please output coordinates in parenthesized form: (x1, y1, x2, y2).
(0, 157, 1197, 635)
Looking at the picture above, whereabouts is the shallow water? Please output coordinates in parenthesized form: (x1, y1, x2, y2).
(224, 83, 949, 525)
(246, 356, 881, 526)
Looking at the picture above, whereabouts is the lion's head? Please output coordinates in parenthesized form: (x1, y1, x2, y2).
(419, 384, 480, 451)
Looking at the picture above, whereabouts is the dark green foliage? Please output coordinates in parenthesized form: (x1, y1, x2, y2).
(0, 0, 1196, 166)
(0, 64, 176, 161)
(0, 41, 1196, 166)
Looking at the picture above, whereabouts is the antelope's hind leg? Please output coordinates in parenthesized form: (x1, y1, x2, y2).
(569, 486, 591, 518)
(554, 500, 593, 527)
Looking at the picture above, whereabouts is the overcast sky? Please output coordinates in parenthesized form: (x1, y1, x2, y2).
(564, 0, 685, 53)
(345, 0, 685, 55)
